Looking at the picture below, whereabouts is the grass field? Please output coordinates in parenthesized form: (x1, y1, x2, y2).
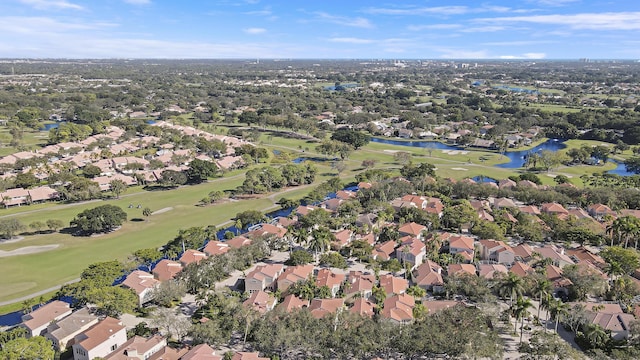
(526, 103, 583, 113)
(0, 127, 48, 156)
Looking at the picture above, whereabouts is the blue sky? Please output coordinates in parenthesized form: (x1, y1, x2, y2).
(1, 0, 639, 59)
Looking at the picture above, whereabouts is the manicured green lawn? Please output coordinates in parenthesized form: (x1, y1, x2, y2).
(526, 103, 583, 113)
(0, 127, 48, 156)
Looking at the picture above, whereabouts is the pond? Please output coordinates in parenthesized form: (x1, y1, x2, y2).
(371, 137, 635, 176)
(40, 122, 63, 131)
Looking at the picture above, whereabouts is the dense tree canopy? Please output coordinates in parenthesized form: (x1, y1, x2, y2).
(71, 204, 127, 234)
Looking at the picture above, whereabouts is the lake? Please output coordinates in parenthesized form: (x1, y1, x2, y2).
(371, 137, 634, 176)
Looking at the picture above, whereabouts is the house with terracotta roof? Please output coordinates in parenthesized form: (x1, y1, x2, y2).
(567, 246, 606, 268)
(477, 239, 514, 265)
(295, 205, 318, 217)
(379, 274, 409, 296)
(152, 260, 183, 282)
(381, 294, 415, 324)
(478, 264, 508, 279)
(122, 270, 160, 306)
(477, 209, 494, 222)
(72, 317, 127, 360)
(27, 186, 59, 203)
(545, 265, 572, 297)
(398, 222, 427, 239)
(203, 240, 230, 256)
(372, 240, 397, 261)
(540, 202, 569, 215)
(231, 352, 270, 360)
(509, 261, 534, 278)
(332, 229, 354, 248)
(517, 180, 538, 189)
(587, 203, 616, 220)
(45, 307, 98, 351)
(226, 235, 252, 249)
(350, 297, 376, 317)
(344, 271, 376, 299)
(413, 260, 444, 292)
(574, 302, 635, 340)
(179, 249, 207, 267)
(422, 300, 462, 315)
(357, 182, 372, 189)
(493, 197, 517, 209)
(277, 265, 314, 292)
(243, 291, 277, 314)
(308, 298, 345, 319)
(104, 335, 166, 360)
(448, 235, 475, 262)
(0, 187, 30, 206)
(336, 190, 356, 200)
(396, 236, 426, 269)
(320, 198, 343, 212)
(447, 264, 477, 277)
(244, 264, 284, 294)
(255, 223, 287, 239)
(316, 269, 345, 298)
(181, 344, 222, 360)
(535, 245, 575, 268)
(512, 244, 534, 262)
(519, 205, 541, 215)
(278, 294, 309, 312)
(21, 300, 72, 337)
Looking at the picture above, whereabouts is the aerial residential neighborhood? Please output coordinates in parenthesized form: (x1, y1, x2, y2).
(2, 32, 640, 360)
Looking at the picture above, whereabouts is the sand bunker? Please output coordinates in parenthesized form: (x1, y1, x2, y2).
(442, 150, 469, 155)
(152, 207, 173, 215)
(0, 244, 60, 258)
(451, 167, 469, 171)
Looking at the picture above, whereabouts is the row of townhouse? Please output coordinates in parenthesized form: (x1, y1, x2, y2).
(19, 300, 269, 359)
(0, 123, 250, 205)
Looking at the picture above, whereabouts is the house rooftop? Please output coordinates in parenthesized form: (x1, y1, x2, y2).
(75, 317, 125, 352)
(104, 335, 166, 360)
(21, 300, 71, 333)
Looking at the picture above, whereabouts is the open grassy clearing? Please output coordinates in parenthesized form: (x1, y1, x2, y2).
(526, 103, 583, 113)
(0, 127, 48, 156)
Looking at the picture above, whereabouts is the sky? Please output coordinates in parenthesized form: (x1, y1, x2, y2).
(1, 0, 640, 59)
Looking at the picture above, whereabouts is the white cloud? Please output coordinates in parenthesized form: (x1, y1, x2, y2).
(459, 26, 506, 32)
(244, 8, 272, 16)
(123, 0, 151, 5)
(532, 0, 578, 6)
(244, 27, 266, 34)
(437, 48, 490, 59)
(19, 0, 83, 10)
(477, 12, 640, 30)
(499, 53, 546, 59)
(366, 5, 535, 16)
(365, 6, 469, 16)
(0, 16, 116, 34)
(328, 37, 375, 44)
(314, 12, 373, 28)
(481, 40, 556, 46)
(407, 24, 462, 31)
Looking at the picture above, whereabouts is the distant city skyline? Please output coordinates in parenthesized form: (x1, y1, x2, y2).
(1, 0, 639, 59)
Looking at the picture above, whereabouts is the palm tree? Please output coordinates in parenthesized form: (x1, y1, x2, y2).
(499, 272, 525, 307)
(548, 298, 570, 333)
(513, 296, 533, 344)
(532, 278, 553, 320)
(584, 324, 609, 349)
(309, 227, 333, 258)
